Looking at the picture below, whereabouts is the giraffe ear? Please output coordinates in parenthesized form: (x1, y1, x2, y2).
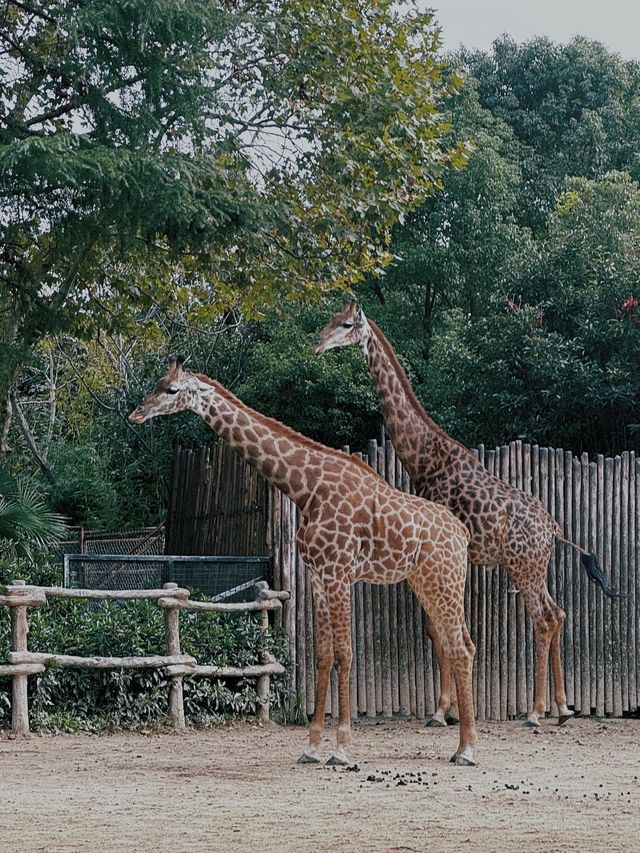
(354, 307, 365, 326)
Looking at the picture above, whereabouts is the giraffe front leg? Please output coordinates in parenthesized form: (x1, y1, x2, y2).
(298, 576, 333, 764)
(326, 590, 353, 766)
(326, 644, 353, 766)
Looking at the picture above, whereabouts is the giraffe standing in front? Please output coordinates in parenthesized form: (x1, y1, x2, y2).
(315, 301, 619, 728)
(130, 356, 478, 765)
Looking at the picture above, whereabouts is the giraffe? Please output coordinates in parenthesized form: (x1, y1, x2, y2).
(130, 356, 478, 765)
(314, 301, 619, 728)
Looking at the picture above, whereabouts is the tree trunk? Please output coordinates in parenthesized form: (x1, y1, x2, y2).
(1, 397, 12, 453)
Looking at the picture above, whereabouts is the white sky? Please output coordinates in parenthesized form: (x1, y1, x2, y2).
(431, 0, 640, 61)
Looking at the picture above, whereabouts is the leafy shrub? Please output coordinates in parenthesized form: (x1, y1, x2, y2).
(48, 444, 119, 528)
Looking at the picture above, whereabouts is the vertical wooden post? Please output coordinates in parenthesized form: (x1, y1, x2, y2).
(377, 445, 393, 718)
(9, 580, 30, 734)
(163, 583, 185, 729)
(256, 605, 271, 723)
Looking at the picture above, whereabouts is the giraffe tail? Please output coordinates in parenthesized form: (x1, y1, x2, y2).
(554, 527, 623, 598)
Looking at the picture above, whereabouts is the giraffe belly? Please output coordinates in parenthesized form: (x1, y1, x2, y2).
(468, 540, 503, 566)
(355, 558, 416, 585)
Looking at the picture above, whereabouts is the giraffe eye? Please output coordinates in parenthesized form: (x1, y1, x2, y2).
(341, 321, 354, 329)
(166, 388, 179, 395)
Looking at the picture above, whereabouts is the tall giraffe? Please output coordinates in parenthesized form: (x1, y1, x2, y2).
(130, 356, 478, 765)
(315, 301, 618, 728)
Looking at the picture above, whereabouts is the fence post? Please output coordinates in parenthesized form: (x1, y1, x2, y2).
(255, 582, 272, 723)
(162, 583, 185, 729)
(256, 606, 271, 723)
(9, 580, 30, 734)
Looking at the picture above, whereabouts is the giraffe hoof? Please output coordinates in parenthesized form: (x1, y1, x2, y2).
(450, 752, 476, 767)
(427, 715, 447, 728)
(558, 712, 574, 726)
(326, 754, 349, 766)
(523, 718, 541, 729)
(445, 713, 460, 726)
(297, 752, 320, 764)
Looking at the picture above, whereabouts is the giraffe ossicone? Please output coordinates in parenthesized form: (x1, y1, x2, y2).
(316, 301, 619, 729)
(130, 356, 479, 765)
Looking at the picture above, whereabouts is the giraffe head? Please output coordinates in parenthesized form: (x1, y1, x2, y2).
(313, 300, 371, 355)
(129, 355, 198, 424)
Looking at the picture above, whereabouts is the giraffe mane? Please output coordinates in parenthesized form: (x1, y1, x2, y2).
(366, 319, 476, 459)
(192, 373, 384, 479)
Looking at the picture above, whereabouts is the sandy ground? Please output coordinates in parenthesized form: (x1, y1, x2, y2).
(0, 717, 638, 853)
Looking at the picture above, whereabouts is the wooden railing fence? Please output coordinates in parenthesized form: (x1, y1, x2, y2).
(0, 580, 288, 733)
(272, 440, 640, 722)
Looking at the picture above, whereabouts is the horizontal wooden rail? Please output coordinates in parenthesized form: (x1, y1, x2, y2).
(0, 664, 46, 676)
(0, 580, 288, 733)
(25, 586, 190, 601)
(166, 662, 285, 678)
(9, 652, 196, 669)
(156, 596, 285, 612)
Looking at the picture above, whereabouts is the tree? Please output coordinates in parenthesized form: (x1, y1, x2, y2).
(421, 172, 640, 454)
(367, 74, 528, 330)
(0, 0, 467, 412)
(464, 36, 640, 232)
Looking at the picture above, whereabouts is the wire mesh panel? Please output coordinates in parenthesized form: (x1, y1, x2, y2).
(63, 555, 272, 601)
(57, 527, 166, 558)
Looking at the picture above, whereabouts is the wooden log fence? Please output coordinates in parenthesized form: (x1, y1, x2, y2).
(0, 579, 289, 734)
(271, 441, 640, 722)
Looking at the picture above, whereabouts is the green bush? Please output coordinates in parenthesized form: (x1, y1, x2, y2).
(48, 444, 119, 528)
(0, 561, 291, 731)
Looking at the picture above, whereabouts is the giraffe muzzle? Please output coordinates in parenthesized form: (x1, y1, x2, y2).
(129, 406, 148, 424)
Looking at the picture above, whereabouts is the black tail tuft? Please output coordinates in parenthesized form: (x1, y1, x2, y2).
(581, 552, 623, 598)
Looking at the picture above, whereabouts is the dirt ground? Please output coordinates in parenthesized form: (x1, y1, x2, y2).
(0, 717, 638, 853)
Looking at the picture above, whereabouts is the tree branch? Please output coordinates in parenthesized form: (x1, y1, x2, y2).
(10, 391, 55, 483)
(7, 0, 58, 25)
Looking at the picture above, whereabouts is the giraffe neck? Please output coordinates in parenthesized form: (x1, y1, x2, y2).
(363, 320, 458, 480)
(188, 375, 330, 508)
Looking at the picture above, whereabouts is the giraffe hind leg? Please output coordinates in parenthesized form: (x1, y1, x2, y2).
(409, 576, 477, 765)
(521, 586, 566, 728)
(445, 623, 477, 765)
(550, 613, 573, 725)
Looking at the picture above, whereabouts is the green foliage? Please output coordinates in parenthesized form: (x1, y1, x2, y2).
(463, 36, 640, 231)
(0, 563, 290, 730)
(48, 445, 118, 527)
(7, 33, 640, 530)
(237, 307, 381, 448)
(367, 72, 530, 338)
(0, 469, 66, 561)
(0, 0, 463, 401)
(420, 173, 640, 452)
(342, 39, 640, 456)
